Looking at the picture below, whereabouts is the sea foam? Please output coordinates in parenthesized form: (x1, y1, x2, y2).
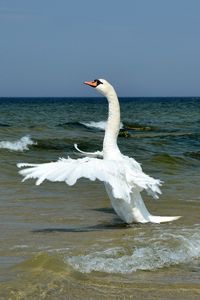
(0, 136, 36, 151)
(67, 226, 200, 274)
(80, 120, 123, 130)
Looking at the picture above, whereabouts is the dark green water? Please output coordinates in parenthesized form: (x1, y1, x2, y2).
(0, 98, 200, 299)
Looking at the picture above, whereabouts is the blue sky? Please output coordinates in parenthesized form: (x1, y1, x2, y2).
(1, 0, 200, 97)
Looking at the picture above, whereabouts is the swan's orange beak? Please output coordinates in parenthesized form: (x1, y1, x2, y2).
(84, 81, 97, 88)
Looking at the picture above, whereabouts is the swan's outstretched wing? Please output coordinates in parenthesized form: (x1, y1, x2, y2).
(17, 156, 161, 203)
(74, 144, 103, 158)
(17, 157, 134, 202)
(17, 157, 105, 186)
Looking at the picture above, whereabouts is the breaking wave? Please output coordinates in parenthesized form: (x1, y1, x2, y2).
(57, 120, 156, 132)
(67, 226, 200, 274)
(0, 136, 36, 151)
(80, 121, 123, 130)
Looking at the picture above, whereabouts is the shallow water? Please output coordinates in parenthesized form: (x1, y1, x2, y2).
(0, 98, 200, 299)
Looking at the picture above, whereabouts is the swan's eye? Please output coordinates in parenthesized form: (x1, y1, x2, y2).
(94, 79, 103, 86)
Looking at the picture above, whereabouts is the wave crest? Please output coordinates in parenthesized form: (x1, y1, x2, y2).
(67, 227, 200, 274)
(80, 121, 123, 130)
(0, 136, 36, 151)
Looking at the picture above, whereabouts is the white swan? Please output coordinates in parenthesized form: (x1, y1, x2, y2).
(17, 79, 181, 224)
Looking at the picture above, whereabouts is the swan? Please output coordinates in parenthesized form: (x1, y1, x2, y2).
(17, 79, 181, 224)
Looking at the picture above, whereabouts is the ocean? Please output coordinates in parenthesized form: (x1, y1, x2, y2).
(0, 97, 200, 299)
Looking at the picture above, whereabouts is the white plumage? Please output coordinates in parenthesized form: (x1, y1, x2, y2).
(17, 79, 181, 224)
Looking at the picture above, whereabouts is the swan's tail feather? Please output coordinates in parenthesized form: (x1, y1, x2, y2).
(149, 215, 181, 223)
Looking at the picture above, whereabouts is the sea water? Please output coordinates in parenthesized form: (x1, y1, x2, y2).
(0, 97, 200, 299)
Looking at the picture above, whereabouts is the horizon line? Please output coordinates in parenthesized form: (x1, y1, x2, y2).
(0, 96, 200, 99)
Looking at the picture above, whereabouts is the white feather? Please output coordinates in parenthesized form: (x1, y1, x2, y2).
(18, 156, 161, 203)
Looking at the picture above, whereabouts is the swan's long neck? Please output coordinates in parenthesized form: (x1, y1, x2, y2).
(103, 88, 121, 159)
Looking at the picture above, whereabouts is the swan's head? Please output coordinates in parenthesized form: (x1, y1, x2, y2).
(84, 79, 114, 96)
